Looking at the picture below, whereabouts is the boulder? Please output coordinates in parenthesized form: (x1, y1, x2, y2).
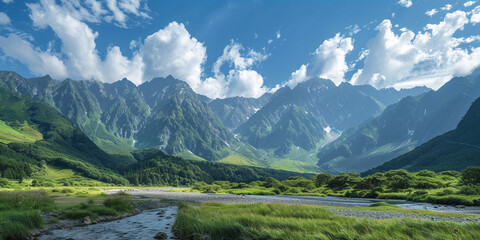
(154, 232, 168, 239)
(83, 216, 92, 225)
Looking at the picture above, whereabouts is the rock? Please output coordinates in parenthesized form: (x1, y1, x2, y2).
(83, 216, 92, 225)
(302, 189, 313, 193)
(456, 205, 466, 208)
(154, 232, 168, 239)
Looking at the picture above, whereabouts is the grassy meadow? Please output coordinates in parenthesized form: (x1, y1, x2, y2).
(0, 188, 134, 240)
(172, 202, 480, 240)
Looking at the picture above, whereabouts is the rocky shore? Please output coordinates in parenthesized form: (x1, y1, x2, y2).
(32, 198, 175, 239)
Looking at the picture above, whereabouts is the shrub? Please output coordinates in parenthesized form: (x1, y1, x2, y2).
(286, 188, 301, 194)
(0, 178, 10, 187)
(412, 190, 428, 196)
(414, 180, 443, 189)
(327, 173, 361, 189)
(61, 188, 75, 193)
(263, 177, 281, 188)
(436, 188, 458, 196)
(416, 170, 436, 177)
(459, 185, 480, 195)
(315, 173, 333, 187)
(462, 166, 480, 185)
(103, 196, 133, 212)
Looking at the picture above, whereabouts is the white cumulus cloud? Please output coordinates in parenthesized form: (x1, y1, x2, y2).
(441, 4, 453, 11)
(2, 0, 13, 4)
(286, 64, 308, 88)
(398, 0, 412, 8)
(464, 1, 476, 7)
(426, 9, 438, 17)
(197, 41, 269, 98)
(0, 12, 10, 25)
(352, 10, 480, 90)
(472, 6, 480, 23)
(285, 33, 353, 88)
(141, 21, 206, 89)
(0, 34, 67, 78)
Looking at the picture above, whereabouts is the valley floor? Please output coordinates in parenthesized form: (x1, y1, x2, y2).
(106, 189, 480, 218)
(3, 188, 480, 240)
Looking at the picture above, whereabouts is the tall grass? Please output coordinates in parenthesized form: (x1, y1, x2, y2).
(60, 194, 133, 220)
(173, 202, 480, 240)
(0, 191, 53, 240)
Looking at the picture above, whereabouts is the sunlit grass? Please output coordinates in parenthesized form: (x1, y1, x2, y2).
(173, 202, 480, 240)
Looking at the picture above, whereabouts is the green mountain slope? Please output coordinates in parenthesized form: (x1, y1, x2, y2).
(136, 76, 235, 160)
(365, 97, 480, 174)
(318, 73, 480, 173)
(0, 87, 129, 184)
(124, 149, 312, 186)
(0, 72, 234, 160)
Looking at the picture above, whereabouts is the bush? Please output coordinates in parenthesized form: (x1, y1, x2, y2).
(412, 190, 428, 196)
(416, 170, 436, 177)
(435, 188, 458, 196)
(414, 180, 443, 189)
(61, 188, 75, 193)
(384, 170, 413, 190)
(103, 196, 133, 212)
(462, 166, 480, 185)
(327, 173, 361, 189)
(0, 178, 10, 187)
(315, 173, 333, 187)
(459, 185, 480, 195)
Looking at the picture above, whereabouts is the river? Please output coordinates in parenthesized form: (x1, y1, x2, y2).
(38, 190, 480, 240)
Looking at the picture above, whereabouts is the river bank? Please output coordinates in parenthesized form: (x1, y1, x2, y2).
(36, 188, 480, 239)
(106, 188, 480, 215)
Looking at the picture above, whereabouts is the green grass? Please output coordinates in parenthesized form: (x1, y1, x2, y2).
(174, 150, 207, 161)
(30, 166, 110, 187)
(218, 154, 259, 166)
(269, 158, 320, 173)
(173, 202, 480, 240)
(59, 193, 134, 220)
(0, 189, 135, 239)
(0, 120, 42, 144)
(0, 191, 53, 240)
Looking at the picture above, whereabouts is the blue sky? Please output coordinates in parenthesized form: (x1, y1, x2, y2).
(0, 0, 479, 98)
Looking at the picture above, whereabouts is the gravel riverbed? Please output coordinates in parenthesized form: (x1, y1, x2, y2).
(106, 189, 480, 223)
(329, 209, 480, 223)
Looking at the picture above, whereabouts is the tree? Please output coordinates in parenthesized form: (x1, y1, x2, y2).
(315, 173, 333, 187)
(327, 173, 361, 189)
(264, 177, 281, 188)
(462, 166, 480, 185)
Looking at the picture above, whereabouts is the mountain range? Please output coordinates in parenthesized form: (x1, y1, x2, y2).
(0, 85, 308, 185)
(236, 78, 430, 156)
(317, 73, 480, 173)
(0, 71, 430, 165)
(12, 69, 480, 175)
(0, 72, 235, 160)
(365, 96, 480, 174)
